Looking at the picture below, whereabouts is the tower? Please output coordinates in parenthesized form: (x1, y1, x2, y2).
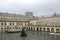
(25, 12, 33, 16)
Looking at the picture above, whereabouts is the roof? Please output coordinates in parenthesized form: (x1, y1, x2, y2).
(0, 12, 35, 22)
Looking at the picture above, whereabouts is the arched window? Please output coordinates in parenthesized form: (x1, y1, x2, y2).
(51, 28, 54, 32)
(9, 27, 11, 29)
(10, 23, 11, 25)
(43, 28, 45, 32)
(15, 27, 18, 29)
(5, 23, 6, 25)
(51, 28, 54, 30)
(47, 28, 50, 32)
(56, 28, 60, 33)
(31, 27, 32, 30)
(56, 28, 59, 30)
(1, 23, 3, 25)
(4, 27, 6, 29)
(1, 28, 3, 30)
(29, 27, 30, 30)
(13, 23, 14, 25)
(37, 27, 39, 31)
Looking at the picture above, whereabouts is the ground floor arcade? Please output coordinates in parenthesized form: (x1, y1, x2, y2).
(0, 25, 60, 33)
(26, 26, 60, 33)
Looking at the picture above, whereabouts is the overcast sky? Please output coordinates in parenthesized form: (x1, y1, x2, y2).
(0, 0, 60, 16)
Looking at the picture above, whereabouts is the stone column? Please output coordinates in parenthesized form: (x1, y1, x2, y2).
(14, 22, 17, 26)
(50, 27, 51, 32)
(0, 22, 1, 26)
(54, 28, 56, 33)
(45, 27, 47, 32)
(35, 27, 37, 31)
(42, 27, 43, 31)
(6, 22, 10, 26)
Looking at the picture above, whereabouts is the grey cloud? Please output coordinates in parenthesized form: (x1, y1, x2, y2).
(0, 0, 60, 16)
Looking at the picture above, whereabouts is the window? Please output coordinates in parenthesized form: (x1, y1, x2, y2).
(1, 23, 3, 25)
(13, 23, 14, 25)
(9, 27, 11, 29)
(4, 27, 6, 29)
(5, 23, 6, 25)
(1, 28, 3, 30)
(17, 22, 18, 25)
(10, 23, 11, 25)
(19, 23, 20, 25)
(21, 23, 23, 25)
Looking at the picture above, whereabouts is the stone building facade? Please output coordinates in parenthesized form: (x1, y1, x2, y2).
(0, 12, 60, 33)
(26, 13, 60, 33)
(0, 12, 35, 32)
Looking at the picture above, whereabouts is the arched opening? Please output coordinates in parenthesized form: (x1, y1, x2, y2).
(1, 28, 3, 30)
(33, 28, 35, 31)
(37, 27, 39, 31)
(47, 28, 50, 32)
(31, 27, 32, 31)
(56, 28, 60, 33)
(4, 27, 6, 30)
(40, 28, 42, 31)
(9, 27, 11, 29)
(15, 27, 18, 29)
(43, 28, 45, 32)
(27, 27, 28, 30)
(29, 27, 30, 30)
(7, 27, 9, 30)
(32, 27, 35, 31)
(51, 28, 54, 32)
